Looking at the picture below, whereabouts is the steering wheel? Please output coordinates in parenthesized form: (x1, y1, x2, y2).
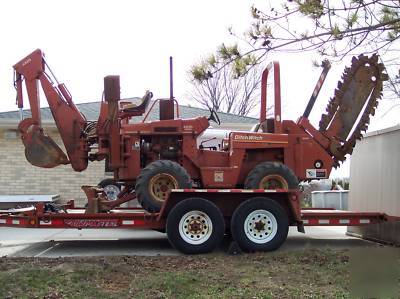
(208, 107, 221, 125)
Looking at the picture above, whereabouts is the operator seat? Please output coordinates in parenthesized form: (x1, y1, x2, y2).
(121, 91, 153, 116)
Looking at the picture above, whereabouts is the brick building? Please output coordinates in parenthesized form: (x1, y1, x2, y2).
(0, 101, 257, 204)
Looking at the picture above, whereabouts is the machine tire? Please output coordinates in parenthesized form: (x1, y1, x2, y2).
(98, 179, 122, 201)
(136, 160, 191, 212)
(166, 198, 225, 254)
(231, 197, 289, 252)
(244, 162, 299, 190)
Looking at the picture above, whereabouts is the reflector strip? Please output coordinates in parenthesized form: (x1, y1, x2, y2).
(122, 220, 134, 225)
(171, 189, 284, 193)
(40, 220, 52, 226)
(360, 219, 370, 224)
(302, 218, 375, 225)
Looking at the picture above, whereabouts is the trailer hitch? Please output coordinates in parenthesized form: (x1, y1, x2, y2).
(82, 185, 137, 213)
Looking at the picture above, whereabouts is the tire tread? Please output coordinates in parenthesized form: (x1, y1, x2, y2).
(231, 197, 289, 252)
(244, 162, 299, 189)
(136, 160, 191, 212)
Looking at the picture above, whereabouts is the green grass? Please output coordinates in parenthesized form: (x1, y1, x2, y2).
(0, 249, 351, 299)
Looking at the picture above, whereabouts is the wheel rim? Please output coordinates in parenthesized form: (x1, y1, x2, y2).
(178, 210, 213, 245)
(103, 184, 120, 201)
(149, 173, 178, 203)
(259, 175, 289, 190)
(244, 209, 278, 244)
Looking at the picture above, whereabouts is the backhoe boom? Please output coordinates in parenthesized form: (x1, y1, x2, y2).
(13, 49, 88, 171)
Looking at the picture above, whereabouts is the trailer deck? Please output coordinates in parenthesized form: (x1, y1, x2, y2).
(0, 207, 393, 229)
(0, 205, 164, 230)
(0, 190, 397, 230)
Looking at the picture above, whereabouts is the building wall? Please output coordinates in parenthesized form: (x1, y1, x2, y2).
(0, 128, 105, 205)
(348, 126, 400, 244)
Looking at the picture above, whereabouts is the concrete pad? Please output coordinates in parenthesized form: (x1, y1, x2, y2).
(282, 226, 377, 251)
(0, 225, 377, 258)
(0, 244, 31, 257)
(0, 227, 178, 257)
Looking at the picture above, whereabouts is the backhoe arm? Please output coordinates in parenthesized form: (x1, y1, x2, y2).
(14, 49, 89, 171)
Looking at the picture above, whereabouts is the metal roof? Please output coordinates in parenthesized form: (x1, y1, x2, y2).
(362, 124, 400, 138)
(0, 99, 258, 124)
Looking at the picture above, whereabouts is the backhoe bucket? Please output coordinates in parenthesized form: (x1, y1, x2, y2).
(23, 129, 69, 168)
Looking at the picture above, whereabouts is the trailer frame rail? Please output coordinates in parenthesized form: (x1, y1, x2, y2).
(0, 190, 398, 230)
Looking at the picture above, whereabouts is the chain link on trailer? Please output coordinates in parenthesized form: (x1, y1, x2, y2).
(318, 54, 388, 167)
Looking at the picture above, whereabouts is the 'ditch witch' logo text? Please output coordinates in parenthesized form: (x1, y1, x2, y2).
(234, 135, 263, 141)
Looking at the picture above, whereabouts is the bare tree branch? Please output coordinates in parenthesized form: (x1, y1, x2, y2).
(197, 1, 400, 101)
(188, 62, 263, 116)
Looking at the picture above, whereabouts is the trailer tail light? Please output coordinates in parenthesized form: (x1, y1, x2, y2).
(29, 219, 36, 226)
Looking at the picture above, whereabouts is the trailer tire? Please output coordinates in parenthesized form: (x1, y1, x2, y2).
(166, 198, 225, 254)
(98, 179, 122, 201)
(231, 197, 289, 252)
(136, 160, 191, 212)
(244, 162, 298, 190)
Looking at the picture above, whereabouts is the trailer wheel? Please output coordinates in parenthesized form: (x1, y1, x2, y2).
(98, 179, 121, 201)
(136, 160, 191, 212)
(244, 162, 298, 190)
(231, 197, 289, 252)
(166, 198, 225, 254)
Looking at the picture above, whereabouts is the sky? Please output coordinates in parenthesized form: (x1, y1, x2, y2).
(0, 0, 398, 178)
